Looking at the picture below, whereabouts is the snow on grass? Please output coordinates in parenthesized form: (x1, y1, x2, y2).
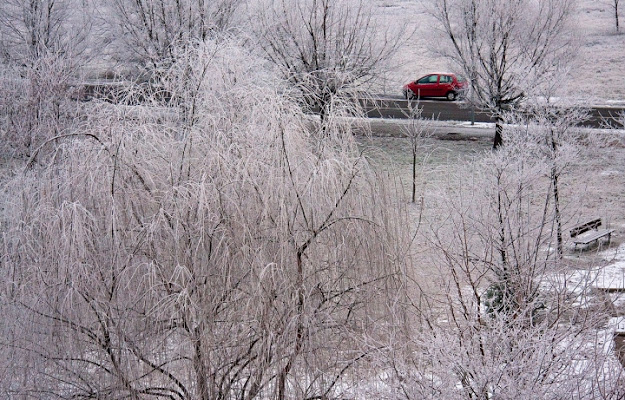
(543, 267, 598, 309)
(542, 245, 625, 310)
(594, 244, 625, 291)
(373, 0, 625, 101)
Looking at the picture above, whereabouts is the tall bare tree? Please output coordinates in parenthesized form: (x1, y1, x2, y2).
(108, 0, 241, 69)
(402, 102, 434, 204)
(254, 0, 404, 132)
(0, 0, 91, 64)
(0, 0, 91, 160)
(430, 0, 578, 148)
(608, 0, 622, 32)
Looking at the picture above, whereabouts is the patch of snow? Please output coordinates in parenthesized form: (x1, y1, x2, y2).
(450, 121, 494, 129)
(544, 268, 597, 308)
(609, 292, 625, 308)
(593, 266, 625, 291)
(600, 243, 625, 263)
(605, 100, 625, 107)
(610, 316, 625, 332)
(599, 170, 622, 177)
(591, 244, 625, 292)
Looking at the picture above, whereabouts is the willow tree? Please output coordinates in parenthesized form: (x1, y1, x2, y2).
(0, 40, 408, 400)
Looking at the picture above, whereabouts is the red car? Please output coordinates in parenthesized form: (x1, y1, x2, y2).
(402, 73, 467, 101)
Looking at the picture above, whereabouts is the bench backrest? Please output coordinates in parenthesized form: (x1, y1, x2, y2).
(570, 218, 602, 237)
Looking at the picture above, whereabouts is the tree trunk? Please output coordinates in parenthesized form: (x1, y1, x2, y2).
(411, 148, 417, 203)
(317, 97, 330, 136)
(193, 330, 211, 400)
(277, 250, 306, 400)
(550, 129, 563, 258)
(496, 170, 508, 271)
(552, 167, 563, 258)
(493, 115, 504, 149)
(616, 0, 620, 32)
(497, 189, 508, 268)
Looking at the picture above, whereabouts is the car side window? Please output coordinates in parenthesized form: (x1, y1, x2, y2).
(429, 75, 439, 83)
(440, 75, 452, 83)
(417, 75, 432, 84)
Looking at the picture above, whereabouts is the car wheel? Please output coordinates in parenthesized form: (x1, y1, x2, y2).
(446, 91, 457, 101)
(404, 89, 414, 100)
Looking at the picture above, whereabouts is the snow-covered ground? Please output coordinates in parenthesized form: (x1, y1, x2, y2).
(594, 244, 625, 292)
(85, 0, 624, 103)
(544, 244, 625, 308)
(592, 244, 625, 329)
(374, 0, 625, 101)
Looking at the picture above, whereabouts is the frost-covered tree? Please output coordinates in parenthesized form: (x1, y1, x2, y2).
(0, 0, 90, 160)
(0, 0, 91, 64)
(0, 57, 81, 159)
(511, 102, 587, 258)
(108, 0, 241, 69)
(375, 136, 624, 399)
(254, 0, 403, 131)
(0, 40, 407, 400)
(430, 0, 578, 148)
(402, 102, 434, 204)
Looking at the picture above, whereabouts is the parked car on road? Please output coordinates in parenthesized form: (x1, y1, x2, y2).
(402, 73, 467, 101)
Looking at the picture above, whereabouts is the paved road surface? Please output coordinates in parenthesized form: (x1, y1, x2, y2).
(363, 96, 625, 129)
(81, 82, 624, 129)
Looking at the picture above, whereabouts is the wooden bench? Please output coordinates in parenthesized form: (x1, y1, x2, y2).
(570, 218, 615, 250)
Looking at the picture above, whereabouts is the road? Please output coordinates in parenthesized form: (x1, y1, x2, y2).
(80, 82, 624, 129)
(362, 96, 625, 129)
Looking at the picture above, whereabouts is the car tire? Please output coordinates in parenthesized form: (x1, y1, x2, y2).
(446, 91, 457, 101)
